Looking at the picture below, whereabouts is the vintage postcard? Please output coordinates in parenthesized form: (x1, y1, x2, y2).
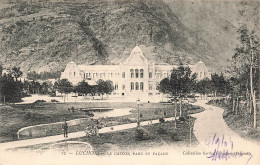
(0, 0, 259, 164)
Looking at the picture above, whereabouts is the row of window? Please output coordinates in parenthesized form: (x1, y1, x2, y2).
(83, 72, 123, 79)
(130, 82, 144, 91)
(130, 69, 144, 78)
(113, 82, 159, 91)
(114, 83, 125, 91)
(72, 71, 171, 80)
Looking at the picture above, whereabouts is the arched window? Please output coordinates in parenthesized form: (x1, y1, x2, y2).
(140, 69, 144, 78)
(130, 69, 134, 78)
(131, 82, 134, 90)
(140, 82, 144, 90)
(156, 82, 159, 90)
(115, 83, 118, 90)
(135, 82, 139, 90)
(149, 81, 153, 90)
(135, 69, 139, 78)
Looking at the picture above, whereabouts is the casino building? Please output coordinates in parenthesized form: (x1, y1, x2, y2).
(61, 46, 211, 96)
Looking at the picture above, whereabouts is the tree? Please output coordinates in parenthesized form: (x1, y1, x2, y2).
(229, 1, 259, 128)
(159, 65, 197, 117)
(211, 73, 231, 97)
(11, 67, 23, 82)
(41, 81, 53, 94)
(195, 78, 213, 99)
(96, 79, 114, 99)
(54, 79, 73, 102)
(75, 81, 90, 97)
(0, 73, 23, 103)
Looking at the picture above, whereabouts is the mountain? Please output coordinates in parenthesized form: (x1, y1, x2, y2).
(0, 0, 243, 73)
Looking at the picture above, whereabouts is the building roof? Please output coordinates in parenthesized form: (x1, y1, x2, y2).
(77, 65, 120, 71)
(123, 46, 148, 65)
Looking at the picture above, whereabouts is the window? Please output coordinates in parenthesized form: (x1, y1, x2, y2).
(131, 82, 134, 90)
(69, 72, 72, 77)
(200, 72, 202, 78)
(115, 83, 118, 90)
(164, 72, 167, 78)
(122, 84, 125, 90)
(156, 82, 159, 90)
(140, 69, 144, 78)
(130, 69, 134, 78)
(149, 72, 153, 78)
(140, 82, 144, 91)
(74, 72, 76, 77)
(108, 73, 111, 78)
(156, 72, 160, 79)
(135, 82, 139, 90)
(111, 73, 113, 78)
(149, 81, 153, 90)
(122, 72, 125, 78)
(135, 69, 139, 78)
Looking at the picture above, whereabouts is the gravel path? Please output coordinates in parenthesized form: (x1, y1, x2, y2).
(191, 100, 260, 165)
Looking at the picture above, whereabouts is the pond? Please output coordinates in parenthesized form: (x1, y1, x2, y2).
(92, 108, 134, 119)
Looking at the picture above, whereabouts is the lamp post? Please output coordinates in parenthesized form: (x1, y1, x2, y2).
(137, 98, 141, 127)
(172, 97, 178, 128)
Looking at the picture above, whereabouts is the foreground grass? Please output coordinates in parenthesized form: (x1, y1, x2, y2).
(207, 100, 260, 142)
(0, 102, 203, 143)
(77, 119, 199, 153)
(11, 118, 199, 153)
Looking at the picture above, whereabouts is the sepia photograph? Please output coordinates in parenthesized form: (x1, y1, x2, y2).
(0, 0, 259, 164)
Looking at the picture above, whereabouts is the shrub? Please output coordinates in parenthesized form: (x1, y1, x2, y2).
(33, 100, 46, 104)
(135, 128, 144, 141)
(171, 132, 180, 141)
(179, 116, 186, 121)
(159, 117, 165, 124)
(157, 127, 168, 134)
(51, 99, 59, 102)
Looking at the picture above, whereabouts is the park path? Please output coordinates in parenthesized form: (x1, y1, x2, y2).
(191, 100, 260, 165)
(0, 116, 177, 151)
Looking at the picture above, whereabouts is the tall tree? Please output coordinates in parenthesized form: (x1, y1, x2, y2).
(159, 65, 197, 117)
(75, 81, 90, 97)
(231, 1, 259, 128)
(11, 67, 23, 82)
(54, 79, 73, 102)
(96, 79, 114, 100)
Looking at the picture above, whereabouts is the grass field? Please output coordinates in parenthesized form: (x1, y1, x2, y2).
(11, 118, 198, 153)
(0, 102, 203, 143)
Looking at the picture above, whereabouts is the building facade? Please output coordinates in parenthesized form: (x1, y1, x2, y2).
(61, 46, 211, 96)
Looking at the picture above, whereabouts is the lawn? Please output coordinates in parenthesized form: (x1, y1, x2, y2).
(11, 118, 199, 153)
(0, 101, 203, 143)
